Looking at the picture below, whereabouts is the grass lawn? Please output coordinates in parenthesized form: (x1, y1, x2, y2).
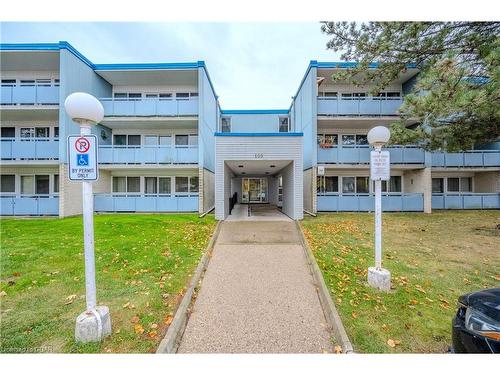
(0, 214, 216, 353)
(301, 210, 500, 353)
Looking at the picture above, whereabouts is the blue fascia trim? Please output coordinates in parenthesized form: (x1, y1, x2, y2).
(93, 61, 201, 71)
(199, 62, 219, 100)
(215, 132, 303, 137)
(58, 41, 95, 69)
(221, 109, 289, 115)
(0, 43, 60, 51)
(316, 61, 418, 69)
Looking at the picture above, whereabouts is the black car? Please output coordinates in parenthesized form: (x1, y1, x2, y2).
(452, 288, 500, 353)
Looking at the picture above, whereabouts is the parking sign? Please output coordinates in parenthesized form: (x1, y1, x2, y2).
(68, 135, 98, 181)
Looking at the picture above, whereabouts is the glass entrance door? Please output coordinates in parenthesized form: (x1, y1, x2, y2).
(242, 178, 268, 203)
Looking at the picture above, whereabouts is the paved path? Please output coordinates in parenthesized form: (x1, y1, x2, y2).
(178, 221, 332, 353)
(226, 203, 292, 222)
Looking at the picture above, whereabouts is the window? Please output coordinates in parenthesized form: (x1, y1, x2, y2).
(20, 80, 35, 87)
(128, 93, 142, 100)
(113, 93, 127, 99)
(0, 175, 15, 193)
(190, 176, 199, 193)
(279, 117, 289, 133)
(145, 177, 158, 194)
(1, 79, 16, 87)
(20, 127, 49, 139)
(175, 177, 189, 193)
(381, 176, 402, 193)
(159, 93, 172, 100)
(54, 79, 60, 87)
(189, 135, 198, 146)
(356, 135, 368, 145)
(175, 135, 189, 146)
(144, 136, 158, 146)
(36, 79, 51, 87)
(317, 176, 339, 193)
(176, 93, 189, 100)
(112, 177, 127, 193)
(1, 127, 15, 138)
(35, 127, 49, 138)
(386, 92, 400, 99)
(356, 177, 370, 193)
(342, 135, 356, 146)
(447, 178, 460, 192)
(20, 128, 34, 138)
(159, 177, 171, 194)
(53, 175, 59, 193)
(432, 178, 444, 193)
(319, 91, 338, 97)
(113, 134, 126, 146)
(128, 135, 141, 146)
(342, 177, 356, 193)
(221, 117, 231, 133)
(317, 134, 338, 146)
(35, 175, 49, 194)
(159, 136, 171, 146)
(21, 176, 34, 194)
(54, 127, 59, 138)
(127, 177, 140, 193)
(460, 177, 472, 192)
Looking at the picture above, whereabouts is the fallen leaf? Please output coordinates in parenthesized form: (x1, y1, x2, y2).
(164, 315, 173, 325)
(351, 312, 358, 319)
(134, 324, 144, 335)
(123, 302, 130, 309)
(0, 291, 7, 298)
(131, 316, 140, 324)
(150, 323, 158, 329)
(387, 339, 396, 348)
(334, 345, 342, 354)
(64, 294, 77, 305)
(148, 330, 158, 338)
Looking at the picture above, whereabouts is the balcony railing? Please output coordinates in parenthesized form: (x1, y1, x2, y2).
(100, 97, 198, 117)
(317, 97, 403, 116)
(432, 193, 500, 209)
(1, 86, 59, 105)
(317, 145, 425, 164)
(1, 138, 59, 160)
(94, 193, 199, 212)
(0, 195, 59, 216)
(431, 150, 500, 167)
(317, 193, 424, 212)
(98, 145, 198, 164)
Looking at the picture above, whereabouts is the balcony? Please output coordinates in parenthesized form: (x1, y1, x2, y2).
(1, 86, 59, 105)
(94, 194, 199, 212)
(317, 145, 425, 164)
(431, 150, 500, 167)
(432, 193, 500, 209)
(1, 138, 59, 160)
(98, 145, 198, 164)
(317, 97, 403, 116)
(100, 97, 198, 117)
(0, 195, 59, 216)
(317, 193, 424, 211)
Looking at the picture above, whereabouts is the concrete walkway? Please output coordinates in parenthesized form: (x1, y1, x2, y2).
(226, 203, 292, 222)
(177, 221, 333, 353)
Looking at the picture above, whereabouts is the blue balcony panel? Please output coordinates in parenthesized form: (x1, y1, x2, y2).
(318, 145, 425, 164)
(317, 97, 403, 116)
(1, 139, 59, 160)
(98, 146, 198, 164)
(94, 194, 199, 212)
(432, 193, 500, 209)
(100, 97, 198, 117)
(0, 196, 59, 216)
(317, 193, 424, 212)
(1, 86, 59, 105)
(431, 151, 500, 167)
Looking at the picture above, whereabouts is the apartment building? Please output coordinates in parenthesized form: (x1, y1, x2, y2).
(1, 43, 499, 219)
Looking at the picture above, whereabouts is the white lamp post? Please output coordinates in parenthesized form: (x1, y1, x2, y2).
(367, 126, 392, 292)
(65, 92, 111, 342)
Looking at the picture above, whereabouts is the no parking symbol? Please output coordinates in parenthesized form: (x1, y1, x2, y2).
(67, 135, 99, 181)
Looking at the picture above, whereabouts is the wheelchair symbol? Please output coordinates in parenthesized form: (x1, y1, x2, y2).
(77, 154, 89, 166)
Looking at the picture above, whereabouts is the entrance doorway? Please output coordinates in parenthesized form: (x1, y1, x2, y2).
(242, 178, 268, 203)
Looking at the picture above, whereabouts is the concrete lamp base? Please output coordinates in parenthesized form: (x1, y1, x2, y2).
(368, 267, 391, 292)
(75, 306, 112, 343)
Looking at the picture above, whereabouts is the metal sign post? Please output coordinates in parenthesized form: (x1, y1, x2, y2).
(65, 92, 111, 343)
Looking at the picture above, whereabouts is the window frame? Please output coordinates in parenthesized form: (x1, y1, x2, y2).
(221, 117, 231, 133)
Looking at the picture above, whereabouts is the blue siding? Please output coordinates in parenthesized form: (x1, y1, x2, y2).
(291, 65, 317, 169)
(198, 67, 218, 172)
(58, 48, 112, 162)
(224, 113, 286, 133)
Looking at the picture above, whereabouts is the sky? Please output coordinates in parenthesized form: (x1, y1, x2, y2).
(0, 22, 340, 109)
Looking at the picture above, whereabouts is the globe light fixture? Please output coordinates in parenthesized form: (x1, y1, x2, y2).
(64, 92, 104, 125)
(367, 125, 391, 149)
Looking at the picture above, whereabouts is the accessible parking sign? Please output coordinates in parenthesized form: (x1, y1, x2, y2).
(68, 135, 99, 181)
